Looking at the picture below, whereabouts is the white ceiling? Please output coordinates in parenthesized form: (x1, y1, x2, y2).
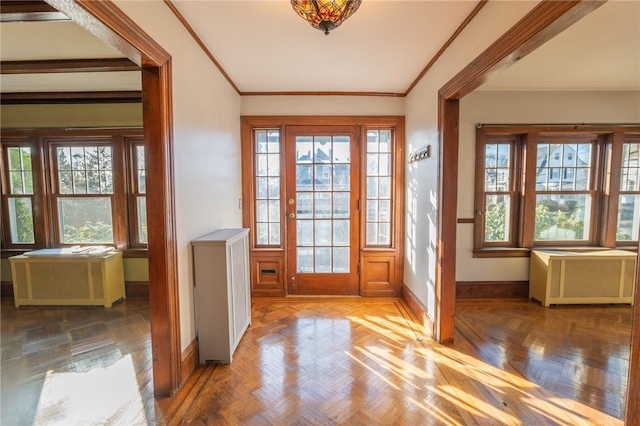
(479, 0, 640, 91)
(0, 1, 638, 94)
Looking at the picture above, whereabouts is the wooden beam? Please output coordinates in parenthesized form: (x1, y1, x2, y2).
(1, 91, 142, 104)
(1, 58, 139, 74)
(628, 260, 640, 424)
(440, 0, 607, 100)
(436, 95, 459, 344)
(45, 0, 181, 397)
(1, 0, 69, 22)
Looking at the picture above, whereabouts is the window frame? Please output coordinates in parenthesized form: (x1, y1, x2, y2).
(0, 129, 145, 255)
(127, 138, 148, 249)
(473, 125, 640, 257)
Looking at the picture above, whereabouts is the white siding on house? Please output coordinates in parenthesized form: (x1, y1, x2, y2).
(113, 0, 242, 351)
(458, 90, 640, 282)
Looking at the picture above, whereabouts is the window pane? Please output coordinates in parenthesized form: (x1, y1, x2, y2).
(333, 137, 350, 163)
(315, 247, 331, 273)
(485, 143, 511, 191)
(333, 220, 349, 246)
(617, 194, 640, 241)
(535, 194, 590, 241)
(314, 165, 332, 191)
(137, 196, 148, 244)
(315, 220, 331, 246)
(333, 193, 349, 218)
(10, 172, 24, 194)
(484, 195, 510, 242)
(254, 130, 281, 246)
(314, 193, 331, 218)
(297, 247, 313, 273)
(58, 197, 114, 243)
(296, 165, 313, 191)
(297, 220, 313, 246)
(621, 143, 640, 191)
(333, 247, 349, 273)
(8, 198, 35, 244)
(136, 145, 146, 193)
(297, 193, 313, 218)
(333, 165, 350, 191)
(536, 143, 591, 191)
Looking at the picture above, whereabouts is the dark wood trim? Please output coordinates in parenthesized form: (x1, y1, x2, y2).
(1, 281, 14, 300)
(478, 124, 640, 134)
(435, 95, 458, 344)
(0, 58, 139, 74)
(162, 0, 241, 95)
(456, 281, 529, 299)
(440, 1, 606, 100)
(1, 91, 142, 105)
(1, 0, 69, 22)
(628, 260, 640, 424)
(436, 0, 607, 346)
(125, 281, 149, 300)
(603, 132, 624, 247)
(521, 132, 538, 248)
(181, 337, 199, 380)
(404, 0, 488, 95)
(457, 218, 474, 224)
(401, 283, 434, 337)
(47, 0, 181, 397)
(241, 91, 405, 97)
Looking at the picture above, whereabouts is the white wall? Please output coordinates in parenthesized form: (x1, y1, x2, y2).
(114, 1, 242, 351)
(403, 1, 538, 319)
(457, 90, 640, 282)
(241, 95, 404, 116)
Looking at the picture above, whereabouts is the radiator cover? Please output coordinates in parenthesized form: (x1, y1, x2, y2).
(529, 250, 636, 307)
(9, 252, 125, 308)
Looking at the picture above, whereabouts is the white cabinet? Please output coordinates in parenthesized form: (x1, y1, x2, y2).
(192, 228, 251, 364)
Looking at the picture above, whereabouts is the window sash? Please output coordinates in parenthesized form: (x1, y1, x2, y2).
(254, 129, 282, 247)
(365, 129, 393, 247)
(475, 128, 640, 252)
(1, 130, 145, 251)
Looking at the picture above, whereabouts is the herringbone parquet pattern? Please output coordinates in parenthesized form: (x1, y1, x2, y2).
(1, 298, 631, 425)
(159, 299, 628, 425)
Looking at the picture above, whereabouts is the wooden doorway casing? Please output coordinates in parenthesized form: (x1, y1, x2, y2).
(242, 116, 405, 299)
(434, 0, 639, 422)
(45, 0, 181, 396)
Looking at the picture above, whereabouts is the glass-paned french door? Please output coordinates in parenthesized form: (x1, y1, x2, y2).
(285, 126, 360, 295)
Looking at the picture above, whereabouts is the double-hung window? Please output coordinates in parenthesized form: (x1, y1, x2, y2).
(1, 129, 146, 252)
(474, 126, 640, 256)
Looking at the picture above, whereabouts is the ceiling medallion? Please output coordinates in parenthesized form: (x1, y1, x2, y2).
(291, 1, 362, 35)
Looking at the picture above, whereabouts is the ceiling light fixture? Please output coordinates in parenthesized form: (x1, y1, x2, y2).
(291, 0, 362, 35)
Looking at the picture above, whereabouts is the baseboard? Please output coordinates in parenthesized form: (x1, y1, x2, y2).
(125, 281, 149, 300)
(181, 337, 199, 384)
(401, 283, 434, 337)
(456, 281, 529, 299)
(1, 280, 149, 301)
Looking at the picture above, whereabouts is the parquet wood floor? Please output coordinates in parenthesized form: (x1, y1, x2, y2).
(1, 298, 631, 425)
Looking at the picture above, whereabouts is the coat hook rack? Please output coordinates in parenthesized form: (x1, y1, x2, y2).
(407, 145, 431, 163)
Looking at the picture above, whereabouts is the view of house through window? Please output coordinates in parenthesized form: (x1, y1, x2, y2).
(243, 118, 404, 297)
(476, 126, 640, 253)
(1, 130, 146, 250)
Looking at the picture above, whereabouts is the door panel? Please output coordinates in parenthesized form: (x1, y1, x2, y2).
(285, 126, 360, 295)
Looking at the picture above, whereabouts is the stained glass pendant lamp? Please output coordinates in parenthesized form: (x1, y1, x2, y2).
(291, 0, 362, 35)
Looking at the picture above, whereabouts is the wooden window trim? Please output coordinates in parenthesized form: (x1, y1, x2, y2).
(126, 138, 147, 249)
(474, 125, 640, 257)
(0, 128, 146, 253)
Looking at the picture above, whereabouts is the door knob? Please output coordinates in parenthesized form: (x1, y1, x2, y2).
(289, 213, 296, 219)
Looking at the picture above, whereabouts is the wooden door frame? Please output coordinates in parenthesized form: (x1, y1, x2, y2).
(45, 0, 181, 396)
(434, 0, 639, 422)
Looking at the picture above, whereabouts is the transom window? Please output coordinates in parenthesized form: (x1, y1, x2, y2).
(474, 126, 640, 255)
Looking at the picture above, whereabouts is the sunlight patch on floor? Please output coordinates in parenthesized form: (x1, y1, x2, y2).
(34, 355, 147, 425)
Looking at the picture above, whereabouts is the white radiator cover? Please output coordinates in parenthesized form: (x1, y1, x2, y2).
(192, 228, 251, 364)
(529, 250, 636, 307)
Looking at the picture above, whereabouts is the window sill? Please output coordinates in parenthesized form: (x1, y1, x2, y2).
(2, 248, 147, 259)
(473, 246, 637, 258)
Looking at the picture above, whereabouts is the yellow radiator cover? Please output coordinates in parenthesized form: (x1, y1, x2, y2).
(9, 252, 125, 308)
(529, 250, 636, 307)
